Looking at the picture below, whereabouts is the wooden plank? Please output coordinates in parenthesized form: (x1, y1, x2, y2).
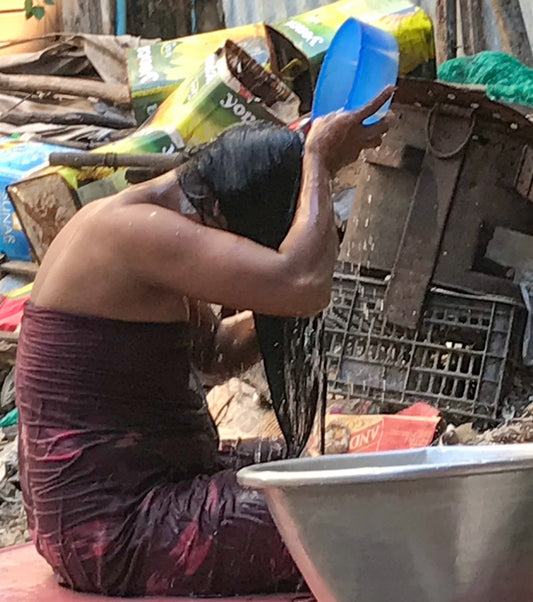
(61, 0, 109, 34)
(195, 0, 225, 33)
(99, 0, 115, 35)
(0, 261, 38, 278)
(127, 0, 191, 39)
(490, 0, 533, 68)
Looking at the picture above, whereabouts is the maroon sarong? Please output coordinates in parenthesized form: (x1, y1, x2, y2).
(16, 304, 303, 597)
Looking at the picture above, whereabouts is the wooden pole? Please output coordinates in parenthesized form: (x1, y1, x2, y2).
(436, 0, 458, 66)
(460, 0, 486, 55)
(0, 72, 130, 105)
(49, 151, 187, 170)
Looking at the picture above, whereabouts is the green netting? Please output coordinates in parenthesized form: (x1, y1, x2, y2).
(438, 51, 533, 108)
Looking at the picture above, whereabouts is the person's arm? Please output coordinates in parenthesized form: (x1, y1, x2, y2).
(189, 301, 260, 378)
(107, 87, 394, 318)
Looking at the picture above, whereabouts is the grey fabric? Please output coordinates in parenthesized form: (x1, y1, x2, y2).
(0, 34, 156, 85)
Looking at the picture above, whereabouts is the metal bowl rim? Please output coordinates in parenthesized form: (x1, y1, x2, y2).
(237, 444, 533, 489)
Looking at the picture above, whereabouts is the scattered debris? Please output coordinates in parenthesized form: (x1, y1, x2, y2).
(306, 403, 441, 456)
(0, 434, 28, 550)
(207, 364, 282, 441)
(440, 403, 533, 446)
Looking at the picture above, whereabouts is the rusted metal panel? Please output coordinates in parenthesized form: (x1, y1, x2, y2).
(395, 78, 533, 142)
(341, 77, 533, 308)
(383, 109, 472, 329)
(435, 126, 533, 300)
(7, 174, 80, 263)
(339, 104, 428, 270)
(516, 146, 533, 201)
(364, 142, 425, 172)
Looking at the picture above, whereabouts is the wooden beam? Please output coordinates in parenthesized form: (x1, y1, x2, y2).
(61, 0, 114, 35)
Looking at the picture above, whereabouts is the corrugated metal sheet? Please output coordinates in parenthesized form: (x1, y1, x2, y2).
(409, 0, 532, 55)
(221, 0, 532, 56)
(222, 0, 332, 27)
(520, 0, 533, 48)
(221, 0, 438, 27)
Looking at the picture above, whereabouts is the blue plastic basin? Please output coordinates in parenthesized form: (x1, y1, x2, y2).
(312, 17, 399, 124)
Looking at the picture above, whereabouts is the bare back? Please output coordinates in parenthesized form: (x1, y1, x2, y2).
(31, 185, 193, 323)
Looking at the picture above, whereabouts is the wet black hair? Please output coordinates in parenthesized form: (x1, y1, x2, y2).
(179, 121, 304, 246)
(179, 122, 325, 458)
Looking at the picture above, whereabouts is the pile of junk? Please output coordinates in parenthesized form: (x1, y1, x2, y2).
(2, 0, 533, 550)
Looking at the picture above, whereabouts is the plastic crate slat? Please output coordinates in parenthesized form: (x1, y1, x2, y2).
(325, 269, 517, 425)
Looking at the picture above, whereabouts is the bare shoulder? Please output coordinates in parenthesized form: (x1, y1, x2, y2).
(31, 196, 192, 319)
(92, 198, 190, 252)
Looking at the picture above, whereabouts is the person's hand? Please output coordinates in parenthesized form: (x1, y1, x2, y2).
(305, 85, 395, 175)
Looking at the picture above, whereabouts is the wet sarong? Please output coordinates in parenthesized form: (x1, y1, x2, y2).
(16, 304, 303, 597)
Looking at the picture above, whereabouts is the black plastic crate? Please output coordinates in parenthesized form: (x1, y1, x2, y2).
(325, 263, 520, 424)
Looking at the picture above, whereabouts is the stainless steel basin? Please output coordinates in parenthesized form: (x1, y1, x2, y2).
(237, 445, 533, 602)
